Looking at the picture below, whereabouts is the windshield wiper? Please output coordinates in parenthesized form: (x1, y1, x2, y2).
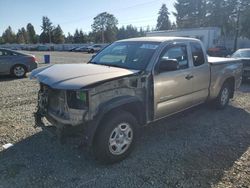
(104, 64, 124, 68)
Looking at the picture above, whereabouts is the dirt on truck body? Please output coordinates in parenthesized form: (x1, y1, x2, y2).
(31, 37, 243, 164)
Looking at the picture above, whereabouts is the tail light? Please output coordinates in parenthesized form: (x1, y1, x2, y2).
(31, 56, 37, 62)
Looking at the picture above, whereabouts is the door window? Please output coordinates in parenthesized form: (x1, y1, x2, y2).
(160, 45, 189, 70)
(190, 42, 205, 66)
(0, 50, 13, 56)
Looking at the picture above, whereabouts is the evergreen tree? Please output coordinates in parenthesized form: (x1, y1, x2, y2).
(174, 0, 208, 28)
(26, 23, 37, 43)
(139, 27, 146, 37)
(239, 0, 250, 38)
(73, 29, 80, 43)
(16, 29, 25, 43)
(79, 30, 88, 43)
(205, 0, 237, 36)
(40, 16, 53, 43)
(117, 25, 142, 40)
(21, 27, 28, 43)
(65, 32, 74, 43)
(156, 4, 171, 31)
(0, 36, 4, 44)
(2, 26, 16, 43)
(52, 25, 65, 44)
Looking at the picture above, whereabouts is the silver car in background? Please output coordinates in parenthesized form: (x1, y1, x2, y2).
(0, 48, 38, 78)
(231, 48, 250, 81)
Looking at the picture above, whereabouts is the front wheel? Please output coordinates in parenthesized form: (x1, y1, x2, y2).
(214, 82, 231, 109)
(93, 110, 138, 164)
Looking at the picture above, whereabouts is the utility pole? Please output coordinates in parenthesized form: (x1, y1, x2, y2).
(101, 26, 104, 43)
(233, 8, 240, 52)
(49, 30, 51, 44)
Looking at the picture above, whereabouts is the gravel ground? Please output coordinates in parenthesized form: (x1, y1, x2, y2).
(0, 51, 249, 188)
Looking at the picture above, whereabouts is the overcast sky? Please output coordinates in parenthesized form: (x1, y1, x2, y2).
(0, 0, 176, 35)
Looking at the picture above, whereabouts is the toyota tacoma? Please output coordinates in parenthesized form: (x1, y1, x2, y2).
(31, 37, 242, 163)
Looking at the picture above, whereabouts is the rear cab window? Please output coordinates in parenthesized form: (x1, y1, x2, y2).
(190, 42, 205, 66)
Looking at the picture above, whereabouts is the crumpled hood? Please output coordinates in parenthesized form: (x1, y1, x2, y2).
(31, 64, 139, 89)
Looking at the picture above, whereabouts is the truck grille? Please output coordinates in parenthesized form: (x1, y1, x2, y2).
(39, 84, 68, 116)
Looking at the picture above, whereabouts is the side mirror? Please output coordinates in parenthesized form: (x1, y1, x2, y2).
(159, 58, 179, 72)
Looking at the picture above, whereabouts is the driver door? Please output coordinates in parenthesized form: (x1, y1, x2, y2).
(153, 44, 194, 119)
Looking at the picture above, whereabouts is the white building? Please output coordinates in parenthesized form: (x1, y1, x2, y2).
(147, 27, 221, 50)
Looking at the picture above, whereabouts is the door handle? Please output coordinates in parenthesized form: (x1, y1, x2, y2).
(185, 75, 194, 80)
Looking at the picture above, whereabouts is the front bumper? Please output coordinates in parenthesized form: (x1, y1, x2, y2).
(28, 62, 38, 72)
(34, 111, 87, 145)
(35, 84, 89, 128)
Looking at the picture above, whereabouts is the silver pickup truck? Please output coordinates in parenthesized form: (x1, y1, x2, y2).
(31, 37, 242, 163)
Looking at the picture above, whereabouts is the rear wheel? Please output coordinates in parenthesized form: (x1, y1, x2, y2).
(214, 82, 231, 109)
(93, 110, 138, 164)
(11, 64, 27, 78)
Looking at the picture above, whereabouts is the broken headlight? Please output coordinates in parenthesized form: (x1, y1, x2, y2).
(67, 90, 88, 109)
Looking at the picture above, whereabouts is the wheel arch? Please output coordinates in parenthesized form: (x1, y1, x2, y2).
(84, 96, 146, 147)
(223, 76, 235, 98)
(11, 63, 28, 72)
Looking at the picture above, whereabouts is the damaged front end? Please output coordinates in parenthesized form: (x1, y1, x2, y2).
(34, 83, 89, 141)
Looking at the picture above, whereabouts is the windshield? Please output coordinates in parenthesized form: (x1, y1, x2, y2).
(232, 50, 250, 58)
(90, 41, 160, 70)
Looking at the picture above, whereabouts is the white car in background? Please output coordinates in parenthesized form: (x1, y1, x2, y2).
(86, 44, 105, 53)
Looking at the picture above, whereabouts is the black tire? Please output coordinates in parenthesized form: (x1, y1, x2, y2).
(93, 110, 138, 164)
(90, 49, 95, 53)
(11, 64, 27, 78)
(214, 82, 231, 109)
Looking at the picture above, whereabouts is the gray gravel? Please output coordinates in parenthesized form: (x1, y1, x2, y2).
(0, 51, 249, 188)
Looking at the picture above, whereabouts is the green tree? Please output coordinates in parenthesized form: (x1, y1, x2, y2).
(16, 29, 25, 43)
(91, 12, 118, 43)
(240, 6, 250, 38)
(21, 27, 28, 43)
(156, 4, 171, 31)
(26, 23, 37, 43)
(79, 30, 88, 43)
(0, 36, 4, 44)
(117, 25, 141, 40)
(205, 0, 237, 36)
(73, 29, 80, 43)
(174, 0, 207, 28)
(173, 0, 239, 36)
(139, 27, 146, 37)
(65, 32, 74, 43)
(40, 16, 53, 43)
(2, 26, 16, 43)
(52, 25, 65, 44)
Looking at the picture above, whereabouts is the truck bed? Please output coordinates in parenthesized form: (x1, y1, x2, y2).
(208, 56, 242, 65)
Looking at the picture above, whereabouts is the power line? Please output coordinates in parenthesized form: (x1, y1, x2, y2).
(58, 0, 162, 25)
(119, 18, 156, 26)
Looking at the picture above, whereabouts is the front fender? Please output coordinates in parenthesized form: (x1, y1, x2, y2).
(83, 96, 143, 147)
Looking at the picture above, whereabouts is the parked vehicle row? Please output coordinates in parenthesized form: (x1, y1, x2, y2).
(69, 44, 106, 53)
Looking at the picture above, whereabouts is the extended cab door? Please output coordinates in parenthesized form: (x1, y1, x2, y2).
(189, 42, 210, 104)
(153, 43, 194, 119)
